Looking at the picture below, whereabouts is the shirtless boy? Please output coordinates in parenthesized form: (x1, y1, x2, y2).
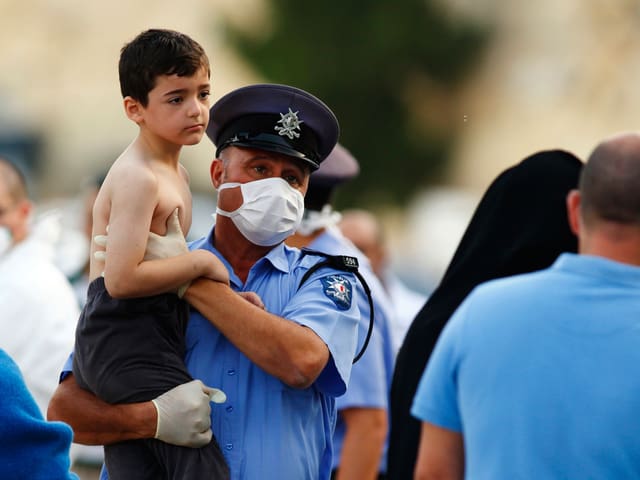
(72, 29, 229, 479)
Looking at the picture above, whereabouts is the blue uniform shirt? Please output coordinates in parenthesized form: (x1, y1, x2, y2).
(186, 228, 360, 479)
(80, 226, 360, 480)
(308, 227, 395, 474)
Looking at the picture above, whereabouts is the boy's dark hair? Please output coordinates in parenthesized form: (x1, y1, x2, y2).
(119, 28, 210, 106)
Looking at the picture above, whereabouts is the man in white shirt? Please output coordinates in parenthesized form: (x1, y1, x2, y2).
(0, 157, 79, 416)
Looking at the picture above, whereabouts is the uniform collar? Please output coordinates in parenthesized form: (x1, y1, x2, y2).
(189, 226, 295, 277)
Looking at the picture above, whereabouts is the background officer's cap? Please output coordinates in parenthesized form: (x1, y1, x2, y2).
(305, 143, 359, 210)
(207, 84, 340, 170)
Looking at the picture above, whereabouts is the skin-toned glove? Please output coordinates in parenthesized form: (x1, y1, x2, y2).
(151, 379, 227, 447)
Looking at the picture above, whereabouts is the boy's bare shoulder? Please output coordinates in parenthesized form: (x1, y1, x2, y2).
(106, 148, 159, 186)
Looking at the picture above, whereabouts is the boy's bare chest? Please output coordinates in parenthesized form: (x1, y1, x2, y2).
(151, 171, 192, 235)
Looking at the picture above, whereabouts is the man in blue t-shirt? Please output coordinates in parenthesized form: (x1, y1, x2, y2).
(411, 131, 640, 480)
(48, 84, 361, 480)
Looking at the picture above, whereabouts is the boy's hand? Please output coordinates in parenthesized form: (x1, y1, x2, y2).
(151, 379, 226, 447)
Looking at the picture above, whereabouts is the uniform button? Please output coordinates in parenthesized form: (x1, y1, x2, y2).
(227, 369, 236, 376)
(225, 443, 233, 451)
(226, 405, 234, 413)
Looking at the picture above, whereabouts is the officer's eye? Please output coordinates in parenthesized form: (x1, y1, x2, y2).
(283, 174, 302, 186)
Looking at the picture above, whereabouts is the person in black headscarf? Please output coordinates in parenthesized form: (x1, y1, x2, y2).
(387, 149, 583, 479)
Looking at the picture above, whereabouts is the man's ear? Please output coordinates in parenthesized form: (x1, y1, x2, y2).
(123, 96, 143, 123)
(566, 189, 581, 236)
(210, 158, 224, 188)
(16, 198, 33, 219)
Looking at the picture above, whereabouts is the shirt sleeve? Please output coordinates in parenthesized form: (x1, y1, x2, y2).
(59, 352, 74, 383)
(282, 270, 360, 397)
(410, 299, 469, 432)
(336, 290, 390, 409)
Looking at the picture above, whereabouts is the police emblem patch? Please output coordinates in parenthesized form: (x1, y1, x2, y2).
(321, 275, 352, 310)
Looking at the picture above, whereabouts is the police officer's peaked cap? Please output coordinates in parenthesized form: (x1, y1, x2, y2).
(305, 143, 360, 211)
(310, 143, 360, 188)
(207, 84, 340, 170)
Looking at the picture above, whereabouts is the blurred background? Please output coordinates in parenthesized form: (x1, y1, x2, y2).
(3, 0, 640, 299)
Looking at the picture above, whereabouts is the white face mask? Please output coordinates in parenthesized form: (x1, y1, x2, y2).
(0, 226, 13, 257)
(216, 177, 305, 246)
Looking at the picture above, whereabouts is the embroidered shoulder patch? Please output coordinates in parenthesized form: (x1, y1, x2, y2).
(321, 274, 352, 310)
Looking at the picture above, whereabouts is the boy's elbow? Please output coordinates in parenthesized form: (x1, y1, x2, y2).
(104, 277, 133, 299)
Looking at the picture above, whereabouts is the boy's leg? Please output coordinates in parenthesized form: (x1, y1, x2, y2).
(147, 437, 230, 480)
(104, 441, 164, 480)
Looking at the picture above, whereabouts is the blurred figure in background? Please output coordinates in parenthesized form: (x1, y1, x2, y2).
(69, 171, 106, 307)
(338, 209, 427, 356)
(0, 157, 79, 417)
(388, 149, 582, 479)
(287, 143, 395, 480)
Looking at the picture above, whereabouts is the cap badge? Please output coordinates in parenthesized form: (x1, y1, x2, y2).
(275, 108, 304, 139)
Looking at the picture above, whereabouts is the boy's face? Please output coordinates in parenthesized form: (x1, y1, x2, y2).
(135, 66, 211, 146)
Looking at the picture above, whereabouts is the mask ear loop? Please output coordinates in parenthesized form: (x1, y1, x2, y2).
(215, 183, 243, 217)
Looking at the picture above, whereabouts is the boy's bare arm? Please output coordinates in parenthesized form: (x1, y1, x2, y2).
(101, 165, 228, 298)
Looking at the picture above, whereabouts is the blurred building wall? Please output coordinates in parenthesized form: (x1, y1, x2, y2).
(0, 0, 259, 198)
(3, 0, 639, 197)
(443, 0, 640, 189)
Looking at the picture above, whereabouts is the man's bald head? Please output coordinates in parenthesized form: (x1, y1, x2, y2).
(338, 209, 387, 277)
(0, 158, 28, 204)
(0, 158, 31, 244)
(580, 132, 640, 227)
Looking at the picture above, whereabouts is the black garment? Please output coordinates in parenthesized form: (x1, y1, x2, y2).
(331, 469, 387, 480)
(73, 277, 229, 479)
(387, 150, 582, 479)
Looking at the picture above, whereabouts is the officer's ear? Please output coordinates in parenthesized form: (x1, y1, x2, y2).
(210, 158, 225, 189)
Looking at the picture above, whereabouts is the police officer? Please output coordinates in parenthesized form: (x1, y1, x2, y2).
(49, 84, 361, 480)
(287, 144, 396, 480)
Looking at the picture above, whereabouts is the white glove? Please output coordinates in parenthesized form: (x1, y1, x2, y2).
(151, 379, 227, 448)
(144, 208, 192, 297)
(143, 208, 189, 261)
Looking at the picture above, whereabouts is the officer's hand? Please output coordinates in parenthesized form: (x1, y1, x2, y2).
(145, 208, 192, 297)
(143, 208, 189, 261)
(151, 379, 227, 448)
